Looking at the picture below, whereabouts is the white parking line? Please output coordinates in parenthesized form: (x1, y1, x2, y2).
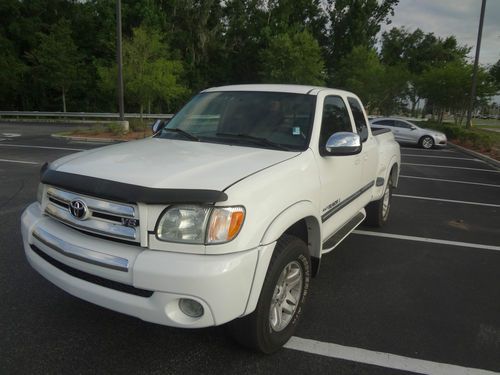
(0, 143, 84, 151)
(400, 175, 500, 188)
(393, 194, 500, 208)
(0, 158, 39, 165)
(353, 230, 500, 252)
(402, 154, 479, 161)
(403, 163, 499, 173)
(400, 147, 456, 153)
(285, 336, 499, 375)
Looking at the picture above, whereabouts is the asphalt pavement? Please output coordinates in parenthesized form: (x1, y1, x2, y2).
(1, 122, 499, 375)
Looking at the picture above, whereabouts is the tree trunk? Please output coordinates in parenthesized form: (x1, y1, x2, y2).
(140, 103, 143, 120)
(62, 87, 66, 112)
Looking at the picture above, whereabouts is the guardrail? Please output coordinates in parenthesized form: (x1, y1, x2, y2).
(0, 111, 173, 120)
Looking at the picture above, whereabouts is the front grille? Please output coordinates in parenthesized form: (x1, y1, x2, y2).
(44, 186, 141, 243)
(30, 244, 154, 297)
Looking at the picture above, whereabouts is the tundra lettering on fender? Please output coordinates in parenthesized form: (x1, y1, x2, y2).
(21, 84, 400, 353)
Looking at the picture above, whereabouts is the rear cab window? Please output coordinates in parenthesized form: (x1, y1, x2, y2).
(347, 97, 369, 142)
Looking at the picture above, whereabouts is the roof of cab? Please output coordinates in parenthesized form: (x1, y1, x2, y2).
(202, 84, 355, 97)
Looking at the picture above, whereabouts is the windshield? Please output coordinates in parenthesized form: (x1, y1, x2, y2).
(156, 91, 316, 151)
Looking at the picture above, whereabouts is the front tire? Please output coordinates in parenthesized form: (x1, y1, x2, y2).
(365, 178, 392, 227)
(229, 235, 310, 353)
(419, 135, 434, 149)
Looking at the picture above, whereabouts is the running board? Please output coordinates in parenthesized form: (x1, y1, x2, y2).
(322, 211, 366, 254)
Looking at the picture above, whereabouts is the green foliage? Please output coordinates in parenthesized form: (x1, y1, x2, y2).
(0, 0, 496, 120)
(327, 0, 399, 84)
(380, 27, 471, 116)
(491, 59, 500, 91)
(107, 122, 124, 135)
(27, 18, 82, 112)
(337, 46, 408, 115)
(419, 61, 496, 124)
(259, 30, 325, 85)
(98, 26, 188, 115)
(0, 35, 26, 109)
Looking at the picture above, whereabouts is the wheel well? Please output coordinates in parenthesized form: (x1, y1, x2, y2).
(283, 217, 321, 277)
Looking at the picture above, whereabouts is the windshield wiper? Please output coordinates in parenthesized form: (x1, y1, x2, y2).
(163, 127, 200, 141)
(215, 133, 291, 151)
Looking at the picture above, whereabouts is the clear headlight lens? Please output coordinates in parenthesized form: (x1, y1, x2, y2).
(155, 205, 245, 244)
(156, 205, 210, 243)
(36, 183, 44, 205)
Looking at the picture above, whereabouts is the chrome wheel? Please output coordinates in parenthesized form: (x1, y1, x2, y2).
(382, 184, 390, 220)
(269, 260, 303, 332)
(421, 136, 434, 149)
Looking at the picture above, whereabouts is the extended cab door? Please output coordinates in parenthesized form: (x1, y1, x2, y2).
(315, 95, 363, 245)
(347, 97, 378, 208)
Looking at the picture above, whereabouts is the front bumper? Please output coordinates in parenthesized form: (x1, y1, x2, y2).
(21, 203, 273, 328)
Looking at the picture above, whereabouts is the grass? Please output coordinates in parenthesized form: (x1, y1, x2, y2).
(64, 120, 152, 140)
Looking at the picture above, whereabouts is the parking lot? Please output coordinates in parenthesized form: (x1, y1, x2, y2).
(1, 121, 499, 375)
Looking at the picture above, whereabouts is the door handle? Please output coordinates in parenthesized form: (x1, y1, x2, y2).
(355, 157, 361, 165)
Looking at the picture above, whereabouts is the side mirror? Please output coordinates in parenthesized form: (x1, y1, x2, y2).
(325, 132, 362, 156)
(152, 119, 167, 134)
(410, 125, 417, 130)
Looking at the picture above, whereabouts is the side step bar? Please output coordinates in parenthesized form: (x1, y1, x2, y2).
(322, 211, 366, 253)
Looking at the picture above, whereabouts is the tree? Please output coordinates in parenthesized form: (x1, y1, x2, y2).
(490, 59, 500, 91)
(259, 30, 325, 85)
(326, 0, 399, 84)
(28, 19, 82, 112)
(419, 61, 495, 124)
(381, 27, 470, 115)
(0, 35, 26, 109)
(98, 26, 188, 115)
(336, 46, 408, 115)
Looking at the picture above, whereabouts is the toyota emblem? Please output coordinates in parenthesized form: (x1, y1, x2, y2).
(69, 199, 88, 220)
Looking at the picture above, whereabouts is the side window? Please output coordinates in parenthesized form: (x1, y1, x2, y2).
(395, 120, 411, 129)
(375, 120, 394, 127)
(319, 96, 353, 150)
(347, 97, 369, 142)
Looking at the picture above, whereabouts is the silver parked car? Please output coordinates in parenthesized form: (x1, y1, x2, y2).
(369, 118, 447, 149)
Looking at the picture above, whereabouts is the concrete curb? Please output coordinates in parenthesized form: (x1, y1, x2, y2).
(448, 142, 500, 170)
(51, 134, 125, 143)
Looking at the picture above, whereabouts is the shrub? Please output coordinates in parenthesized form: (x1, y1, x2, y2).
(107, 122, 124, 136)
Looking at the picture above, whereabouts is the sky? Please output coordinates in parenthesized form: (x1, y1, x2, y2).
(380, 0, 500, 67)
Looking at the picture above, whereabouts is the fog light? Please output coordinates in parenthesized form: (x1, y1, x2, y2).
(179, 298, 204, 318)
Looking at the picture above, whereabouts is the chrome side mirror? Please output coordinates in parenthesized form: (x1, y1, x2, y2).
(152, 119, 166, 135)
(325, 132, 362, 156)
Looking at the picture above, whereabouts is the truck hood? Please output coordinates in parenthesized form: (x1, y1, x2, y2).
(50, 138, 299, 191)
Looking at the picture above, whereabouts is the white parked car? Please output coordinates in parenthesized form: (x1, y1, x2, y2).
(21, 84, 400, 353)
(369, 117, 447, 149)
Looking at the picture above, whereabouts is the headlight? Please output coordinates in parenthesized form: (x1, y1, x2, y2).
(36, 183, 44, 205)
(155, 205, 245, 244)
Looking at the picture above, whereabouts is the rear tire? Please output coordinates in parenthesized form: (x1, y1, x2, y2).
(419, 135, 434, 149)
(365, 177, 392, 227)
(228, 234, 310, 353)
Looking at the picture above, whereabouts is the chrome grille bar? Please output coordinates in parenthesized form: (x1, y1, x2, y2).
(32, 227, 129, 272)
(47, 187, 136, 218)
(44, 186, 139, 242)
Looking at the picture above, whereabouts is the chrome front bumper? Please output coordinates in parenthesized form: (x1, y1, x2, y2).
(21, 203, 267, 328)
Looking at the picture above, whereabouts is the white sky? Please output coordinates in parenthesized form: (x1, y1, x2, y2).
(380, 0, 500, 67)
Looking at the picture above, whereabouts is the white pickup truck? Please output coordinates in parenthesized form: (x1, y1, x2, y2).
(21, 84, 400, 353)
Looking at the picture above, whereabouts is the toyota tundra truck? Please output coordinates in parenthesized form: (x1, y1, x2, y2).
(21, 84, 400, 353)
